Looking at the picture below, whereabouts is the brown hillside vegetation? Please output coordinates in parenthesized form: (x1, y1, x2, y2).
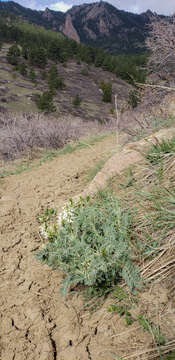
(1, 127, 175, 360)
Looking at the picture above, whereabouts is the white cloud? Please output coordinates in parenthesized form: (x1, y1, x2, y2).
(18, 0, 42, 10)
(112, 0, 175, 15)
(27, 0, 36, 9)
(128, 4, 140, 13)
(49, 1, 72, 11)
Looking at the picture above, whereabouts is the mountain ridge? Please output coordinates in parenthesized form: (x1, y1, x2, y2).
(0, 1, 165, 54)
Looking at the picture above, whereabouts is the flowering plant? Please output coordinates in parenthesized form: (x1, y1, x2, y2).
(36, 192, 141, 295)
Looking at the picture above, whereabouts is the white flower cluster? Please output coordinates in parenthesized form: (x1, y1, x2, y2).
(40, 223, 48, 239)
(57, 200, 75, 227)
(39, 198, 79, 243)
(39, 223, 58, 239)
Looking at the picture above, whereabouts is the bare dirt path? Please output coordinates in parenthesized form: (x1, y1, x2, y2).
(0, 134, 120, 360)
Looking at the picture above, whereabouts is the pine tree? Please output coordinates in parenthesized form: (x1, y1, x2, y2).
(29, 47, 47, 68)
(100, 82, 112, 103)
(29, 67, 36, 82)
(7, 43, 20, 65)
(72, 94, 81, 107)
(48, 65, 64, 93)
(40, 70, 47, 80)
(19, 62, 27, 76)
(36, 91, 56, 112)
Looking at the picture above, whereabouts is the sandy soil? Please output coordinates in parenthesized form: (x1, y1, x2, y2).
(0, 134, 120, 360)
(1, 130, 175, 360)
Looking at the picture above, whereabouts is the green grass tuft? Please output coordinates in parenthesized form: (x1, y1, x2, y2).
(146, 137, 175, 164)
(86, 158, 107, 182)
(166, 353, 175, 360)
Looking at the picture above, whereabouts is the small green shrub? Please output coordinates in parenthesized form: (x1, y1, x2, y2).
(81, 67, 89, 76)
(112, 286, 129, 301)
(72, 94, 81, 107)
(100, 81, 112, 103)
(40, 70, 47, 80)
(48, 65, 64, 92)
(166, 353, 175, 359)
(124, 311, 135, 326)
(37, 208, 57, 223)
(128, 89, 140, 108)
(11, 72, 18, 80)
(29, 67, 36, 82)
(7, 44, 21, 66)
(36, 91, 56, 112)
(36, 192, 141, 295)
(107, 305, 135, 326)
(108, 304, 127, 315)
(76, 58, 81, 65)
(18, 62, 27, 76)
(108, 285, 137, 326)
(98, 117, 105, 124)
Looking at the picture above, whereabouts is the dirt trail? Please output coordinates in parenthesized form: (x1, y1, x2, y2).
(0, 134, 122, 360)
(1, 128, 175, 360)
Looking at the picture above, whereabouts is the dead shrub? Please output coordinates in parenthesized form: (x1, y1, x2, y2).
(0, 113, 116, 160)
(0, 113, 80, 160)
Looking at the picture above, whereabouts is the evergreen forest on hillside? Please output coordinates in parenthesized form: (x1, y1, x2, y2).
(0, 16, 147, 85)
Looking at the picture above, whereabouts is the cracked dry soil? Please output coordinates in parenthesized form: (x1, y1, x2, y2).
(0, 134, 122, 360)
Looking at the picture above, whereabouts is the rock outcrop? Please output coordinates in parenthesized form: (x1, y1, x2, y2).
(60, 13, 80, 42)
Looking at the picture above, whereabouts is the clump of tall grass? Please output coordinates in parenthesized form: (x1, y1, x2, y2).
(146, 136, 175, 164)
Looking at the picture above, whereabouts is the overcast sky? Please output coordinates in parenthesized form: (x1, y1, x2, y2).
(7, 0, 175, 15)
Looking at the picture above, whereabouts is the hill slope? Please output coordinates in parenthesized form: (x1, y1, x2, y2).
(0, 44, 132, 120)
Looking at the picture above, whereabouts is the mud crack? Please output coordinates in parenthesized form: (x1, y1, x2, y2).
(94, 326, 97, 335)
(16, 254, 23, 270)
(28, 281, 33, 290)
(86, 338, 92, 360)
(49, 326, 57, 360)
(2, 238, 22, 253)
(25, 328, 31, 343)
(11, 318, 20, 331)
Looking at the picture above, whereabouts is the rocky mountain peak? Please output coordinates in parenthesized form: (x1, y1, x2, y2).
(145, 9, 153, 15)
(60, 13, 80, 42)
(0, 0, 165, 55)
(141, 9, 156, 19)
(42, 7, 53, 20)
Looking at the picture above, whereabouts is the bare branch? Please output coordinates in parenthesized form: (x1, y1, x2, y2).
(135, 83, 175, 91)
(146, 16, 175, 74)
